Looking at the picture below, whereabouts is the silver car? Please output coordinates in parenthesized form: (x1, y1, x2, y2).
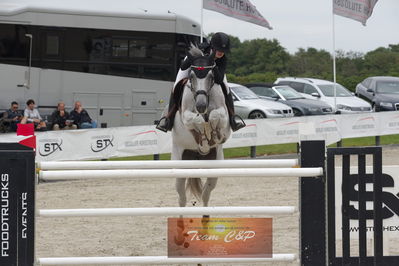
(275, 77, 372, 113)
(229, 83, 293, 119)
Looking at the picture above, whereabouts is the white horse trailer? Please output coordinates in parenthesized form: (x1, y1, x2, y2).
(0, 1, 200, 127)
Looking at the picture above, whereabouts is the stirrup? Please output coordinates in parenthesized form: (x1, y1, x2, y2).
(156, 117, 170, 132)
(230, 115, 246, 132)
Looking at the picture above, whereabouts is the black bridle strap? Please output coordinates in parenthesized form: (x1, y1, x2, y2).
(195, 90, 208, 97)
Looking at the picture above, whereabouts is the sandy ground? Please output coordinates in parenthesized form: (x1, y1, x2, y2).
(35, 145, 399, 266)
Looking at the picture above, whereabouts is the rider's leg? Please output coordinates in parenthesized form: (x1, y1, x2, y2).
(225, 92, 245, 132)
(156, 91, 178, 132)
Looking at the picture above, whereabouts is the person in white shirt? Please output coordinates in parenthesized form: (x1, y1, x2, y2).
(21, 99, 47, 130)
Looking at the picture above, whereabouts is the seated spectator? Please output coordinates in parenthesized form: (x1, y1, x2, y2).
(2, 101, 23, 132)
(21, 99, 47, 131)
(51, 102, 77, 130)
(70, 101, 97, 129)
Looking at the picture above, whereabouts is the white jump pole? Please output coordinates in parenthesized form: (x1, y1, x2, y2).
(39, 167, 323, 181)
(39, 206, 297, 218)
(38, 159, 298, 170)
(38, 254, 297, 265)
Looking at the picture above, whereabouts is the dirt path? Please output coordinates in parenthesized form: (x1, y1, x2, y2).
(35, 145, 399, 266)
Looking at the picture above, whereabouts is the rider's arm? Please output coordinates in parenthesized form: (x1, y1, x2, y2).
(213, 56, 227, 85)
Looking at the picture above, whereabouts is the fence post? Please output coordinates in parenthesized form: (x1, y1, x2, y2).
(0, 143, 35, 266)
(375, 135, 381, 146)
(153, 120, 160, 160)
(250, 146, 256, 158)
(300, 140, 326, 265)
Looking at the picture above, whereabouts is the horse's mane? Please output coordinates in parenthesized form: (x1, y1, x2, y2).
(188, 44, 204, 57)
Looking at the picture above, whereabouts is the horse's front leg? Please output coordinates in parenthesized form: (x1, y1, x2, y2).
(208, 107, 230, 144)
(182, 109, 206, 132)
(182, 110, 210, 154)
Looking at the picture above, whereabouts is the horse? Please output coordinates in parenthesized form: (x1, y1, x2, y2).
(168, 45, 231, 249)
(171, 45, 231, 209)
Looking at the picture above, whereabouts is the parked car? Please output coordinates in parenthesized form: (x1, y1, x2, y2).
(355, 76, 399, 111)
(274, 77, 372, 114)
(245, 83, 334, 116)
(228, 83, 293, 119)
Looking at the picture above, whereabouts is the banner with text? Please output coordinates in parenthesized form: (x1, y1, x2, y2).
(168, 218, 272, 257)
(333, 0, 379, 25)
(203, 0, 272, 29)
(1, 111, 399, 162)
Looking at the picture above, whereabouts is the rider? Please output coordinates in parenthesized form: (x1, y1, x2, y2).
(156, 32, 245, 132)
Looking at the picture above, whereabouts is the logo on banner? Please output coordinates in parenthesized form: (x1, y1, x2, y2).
(168, 218, 272, 258)
(276, 121, 300, 136)
(38, 139, 63, 156)
(388, 115, 399, 128)
(352, 116, 375, 130)
(125, 130, 157, 147)
(347, 173, 399, 220)
(231, 124, 257, 139)
(335, 166, 399, 241)
(316, 119, 338, 133)
(1, 173, 10, 257)
(91, 135, 114, 152)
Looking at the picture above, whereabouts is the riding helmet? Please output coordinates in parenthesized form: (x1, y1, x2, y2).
(210, 32, 230, 53)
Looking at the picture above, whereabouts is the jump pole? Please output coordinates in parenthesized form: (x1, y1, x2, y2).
(39, 167, 323, 181)
(38, 206, 297, 217)
(38, 159, 299, 170)
(38, 254, 297, 265)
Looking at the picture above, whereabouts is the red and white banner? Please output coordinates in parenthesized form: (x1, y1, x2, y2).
(333, 0, 379, 25)
(203, 0, 272, 29)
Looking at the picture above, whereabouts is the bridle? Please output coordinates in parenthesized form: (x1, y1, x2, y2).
(189, 64, 216, 102)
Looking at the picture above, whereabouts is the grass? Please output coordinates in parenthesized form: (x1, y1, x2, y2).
(108, 134, 399, 161)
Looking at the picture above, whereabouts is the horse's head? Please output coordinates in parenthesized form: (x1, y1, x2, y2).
(187, 46, 216, 115)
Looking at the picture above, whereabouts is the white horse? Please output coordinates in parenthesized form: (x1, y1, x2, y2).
(171, 46, 231, 210)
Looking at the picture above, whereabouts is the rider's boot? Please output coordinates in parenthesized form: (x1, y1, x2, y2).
(156, 93, 178, 132)
(225, 93, 245, 132)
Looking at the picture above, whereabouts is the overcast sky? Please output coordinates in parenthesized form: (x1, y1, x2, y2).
(139, 0, 399, 54)
(9, 0, 399, 54)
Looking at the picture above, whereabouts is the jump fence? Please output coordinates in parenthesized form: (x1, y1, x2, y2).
(1, 141, 398, 265)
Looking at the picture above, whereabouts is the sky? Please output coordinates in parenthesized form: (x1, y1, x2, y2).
(7, 0, 399, 54)
(139, 0, 399, 54)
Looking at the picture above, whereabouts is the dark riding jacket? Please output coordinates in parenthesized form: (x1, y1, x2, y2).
(180, 46, 227, 85)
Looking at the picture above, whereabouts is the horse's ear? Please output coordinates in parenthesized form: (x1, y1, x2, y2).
(186, 51, 194, 62)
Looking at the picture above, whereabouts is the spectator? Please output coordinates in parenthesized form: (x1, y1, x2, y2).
(1, 101, 23, 132)
(21, 99, 47, 130)
(70, 101, 97, 129)
(51, 102, 77, 130)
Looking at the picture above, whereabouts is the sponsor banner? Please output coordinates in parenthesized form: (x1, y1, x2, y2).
(379, 112, 399, 135)
(1, 112, 399, 161)
(338, 112, 379, 138)
(203, 0, 272, 29)
(335, 166, 399, 255)
(227, 122, 257, 148)
(333, 0, 379, 26)
(115, 125, 166, 157)
(168, 218, 272, 258)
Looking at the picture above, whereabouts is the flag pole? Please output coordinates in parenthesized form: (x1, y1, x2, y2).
(332, 3, 337, 113)
(200, 0, 204, 42)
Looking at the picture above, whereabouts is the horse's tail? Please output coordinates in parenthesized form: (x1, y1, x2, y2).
(186, 178, 203, 201)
